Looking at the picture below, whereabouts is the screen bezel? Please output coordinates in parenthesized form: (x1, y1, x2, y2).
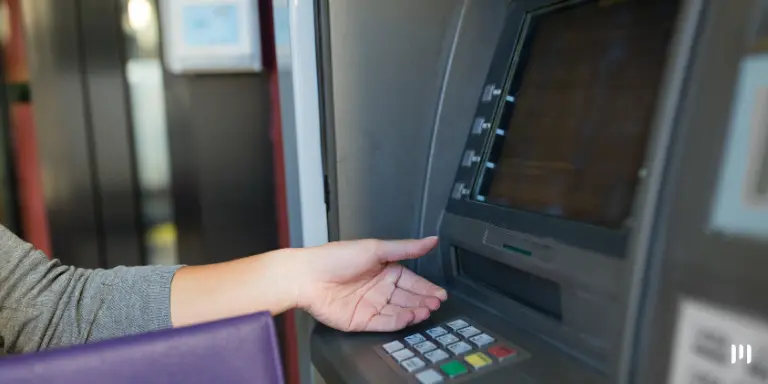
(446, 0, 674, 257)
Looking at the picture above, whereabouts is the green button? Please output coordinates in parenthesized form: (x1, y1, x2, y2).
(439, 360, 468, 378)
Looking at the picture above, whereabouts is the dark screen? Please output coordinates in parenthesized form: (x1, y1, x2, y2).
(479, 0, 681, 228)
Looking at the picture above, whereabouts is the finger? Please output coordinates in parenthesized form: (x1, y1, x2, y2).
(410, 307, 431, 326)
(396, 268, 448, 301)
(390, 288, 441, 310)
(375, 237, 438, 263)
(365, 310, 415, 332)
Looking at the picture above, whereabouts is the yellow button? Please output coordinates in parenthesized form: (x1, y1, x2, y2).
(464, 352, 492, 369)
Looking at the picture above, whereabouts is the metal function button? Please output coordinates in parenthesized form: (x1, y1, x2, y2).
(382, 340, 404, 354)
(426, 326, 448, 338)
(470, 333, 495, 347)
(405, 333, 427, 345)
(457, 326, 481, 338)
(392, 348, 415, 362)
(425, 349, 450, 364)
(448, 341, 473, 356)
(446, 319, 470, 331)
(436, 334, 460, 346)
(415, 369, 444, 384)
(414, 341, 437, 354)
(401, 357, 426, 373)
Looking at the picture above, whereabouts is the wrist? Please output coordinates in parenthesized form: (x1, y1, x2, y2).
(259, 248, 307, 312)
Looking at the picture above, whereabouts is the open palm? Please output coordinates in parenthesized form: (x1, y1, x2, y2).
(298, 237, 447, 332)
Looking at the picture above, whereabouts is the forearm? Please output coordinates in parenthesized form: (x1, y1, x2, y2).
(0, 226, 180, 354)
(169, 248, 301, 327)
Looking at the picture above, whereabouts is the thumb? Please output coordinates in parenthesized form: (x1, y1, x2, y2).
(375, 237, 438, 263)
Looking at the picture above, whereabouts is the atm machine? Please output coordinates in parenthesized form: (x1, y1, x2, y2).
(272, 0, 768, 383)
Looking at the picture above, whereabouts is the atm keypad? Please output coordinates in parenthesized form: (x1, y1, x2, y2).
(376, 317, 529, 382)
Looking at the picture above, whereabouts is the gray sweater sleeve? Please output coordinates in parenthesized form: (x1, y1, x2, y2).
(0, 225, 182, 354)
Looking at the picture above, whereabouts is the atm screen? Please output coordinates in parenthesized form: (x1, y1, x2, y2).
(476, 0, 681, 228)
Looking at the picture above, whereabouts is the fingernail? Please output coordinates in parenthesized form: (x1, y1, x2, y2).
(437, 289, 448, 300)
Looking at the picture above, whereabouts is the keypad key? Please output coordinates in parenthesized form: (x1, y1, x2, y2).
(457, 326, 481, 338)
(469, 333, 495, 347)
(382, 340, 405, 354)
(488, 345, 517, 361)
(405, 333, 427, 345)
(436, 334, 459, 346)
(415, 369, 444, 384)
(465, 352, 493, 370)
(414, 341, 437, 354)
(424, 349, 450, 364)
(401, 357, 426, 373)
(447, 341, 473, 356)
(426, 326, 448, 338)
(392, 348, 415, 362)
(439, 360, 468, 378)
(446, 319, 470, 330)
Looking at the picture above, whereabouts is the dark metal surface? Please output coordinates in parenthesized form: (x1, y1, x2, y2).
(632, 0, 768, 382)
(414, 0, 509, 285)
(325, 0, 463, 244)
(21, 0, 102, 267)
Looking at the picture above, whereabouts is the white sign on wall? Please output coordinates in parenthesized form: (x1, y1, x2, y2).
(159, 0, 263, 74)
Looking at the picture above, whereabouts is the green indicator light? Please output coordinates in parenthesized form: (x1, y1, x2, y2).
(502, 243, 532, 257)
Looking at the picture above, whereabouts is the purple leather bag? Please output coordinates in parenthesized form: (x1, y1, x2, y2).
(0, 311, 285, 384)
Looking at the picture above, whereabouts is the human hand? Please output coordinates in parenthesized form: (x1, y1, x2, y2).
(295, 237, 447, 332)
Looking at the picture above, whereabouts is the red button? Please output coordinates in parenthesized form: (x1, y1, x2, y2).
(488, 345, 517, 360)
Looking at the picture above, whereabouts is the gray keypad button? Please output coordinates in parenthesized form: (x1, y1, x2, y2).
(382, 340, 405, 354)
(436, 334, 459, 346)
(401, 357, 426, 373)
(447, 341, 473, 355)
(416, 369, 444, 384)
(457, 326, 481, 338)
(446, 319, 470, 330)
(405, 333, 427, 345)
(392, 348, 415, 362)
(424, 348, 450, 363)
(426, 326, 448, 338)
(414, 341, 437, 354)
(469, 333, 495, 347)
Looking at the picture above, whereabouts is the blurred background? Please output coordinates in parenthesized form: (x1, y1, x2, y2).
(0, 0, 279, 269)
